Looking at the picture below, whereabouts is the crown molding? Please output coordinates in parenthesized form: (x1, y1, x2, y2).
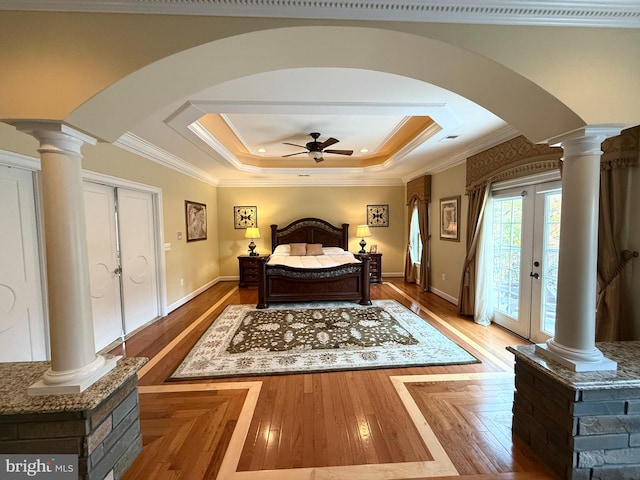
(217, 175, 404, 188)
(2, 1, 639, 28)
(114, 132, 219, 186)
(403, 124, 520, 183)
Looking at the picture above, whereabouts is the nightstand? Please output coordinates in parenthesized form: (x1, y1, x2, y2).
(238, 255, 266, 287)
(354, 252, 382, 283)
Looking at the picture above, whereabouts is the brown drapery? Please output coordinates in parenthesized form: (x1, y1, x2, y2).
(405, 175, 431, 290)
(458, 183, 490, 315)
(459, 135, 562, 317)
(596, 126, 639, 341)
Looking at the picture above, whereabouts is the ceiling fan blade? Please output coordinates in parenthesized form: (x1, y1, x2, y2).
(283, 142, 307, 148)
(324, 149, 354, 156)
(320, 137, 339, 149)
(281, 151, 307, 157)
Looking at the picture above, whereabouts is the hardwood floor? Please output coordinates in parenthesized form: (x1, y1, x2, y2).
(113, 279, 558, 480)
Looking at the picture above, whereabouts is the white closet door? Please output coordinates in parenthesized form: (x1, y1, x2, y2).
(0, 166, 46, 361)
(117, 188, 159, 334)
(83, 182, 124, 351)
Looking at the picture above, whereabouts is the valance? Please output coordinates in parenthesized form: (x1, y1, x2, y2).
(601, 125, 639, 170)
(406, 174, 431, 205)
(466, 135, 561, 193)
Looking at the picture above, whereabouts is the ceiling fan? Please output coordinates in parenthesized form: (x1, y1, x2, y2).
(282, 132, 354, 163)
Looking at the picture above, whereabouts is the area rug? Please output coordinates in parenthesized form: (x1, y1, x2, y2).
(170, 299, 479, 379)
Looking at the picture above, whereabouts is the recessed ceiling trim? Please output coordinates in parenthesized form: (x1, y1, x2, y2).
(372, 121, 443, 172)
(219, 113, 251, 154)
(167, 100, 464, 174)
(186, 100, 463, 130)
(188, 120, 261, 173)
(3, 1, 639, 28)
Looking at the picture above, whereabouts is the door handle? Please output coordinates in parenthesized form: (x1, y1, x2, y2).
(113, 266, 122, 275)
(529, 272, 539, 279)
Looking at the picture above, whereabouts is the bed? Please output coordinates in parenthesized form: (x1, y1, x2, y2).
(256, 218, 372, 308)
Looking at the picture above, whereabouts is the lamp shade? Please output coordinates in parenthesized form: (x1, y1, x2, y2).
(355, 225, 371, 238)
(244, 227, 261, 239)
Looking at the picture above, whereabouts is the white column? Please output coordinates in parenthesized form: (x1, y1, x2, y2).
(536, 126, 622, 372)
(15, 122, 118, 394)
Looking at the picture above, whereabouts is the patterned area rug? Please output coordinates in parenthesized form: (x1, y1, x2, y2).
(170, 300, 479, 379)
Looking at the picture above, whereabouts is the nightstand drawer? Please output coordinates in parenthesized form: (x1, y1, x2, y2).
(354, 252, 382, 284)
(238, 255, 266, 287)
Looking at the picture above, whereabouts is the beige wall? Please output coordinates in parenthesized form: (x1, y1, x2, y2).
(429, 163, 468, 303)
(216, 185, 405, 278)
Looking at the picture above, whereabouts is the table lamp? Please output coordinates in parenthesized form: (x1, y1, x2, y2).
(244, 227, 261, 256)
(355, 224, 371, 254)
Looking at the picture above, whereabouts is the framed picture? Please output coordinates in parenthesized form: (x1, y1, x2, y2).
(234, 206, 257, 229)
(185, 200, 207, 242)
(440, 196, 460, 241)
(367, 204, 389, 227)
(369, 245, 378, 254)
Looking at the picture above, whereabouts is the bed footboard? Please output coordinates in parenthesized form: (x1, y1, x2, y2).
(256, 255, 371, 309)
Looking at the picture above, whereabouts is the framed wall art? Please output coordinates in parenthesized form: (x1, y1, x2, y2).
(440, 196, 460, 241)
(366, 204, 389, 227)
(234, 206, 257, 229)
(185, 200, 207, 242)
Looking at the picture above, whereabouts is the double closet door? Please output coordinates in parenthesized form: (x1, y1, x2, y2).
(489, 180, 561, 343)
(0, 165, 47, 361)
(83, 182, 160, 351)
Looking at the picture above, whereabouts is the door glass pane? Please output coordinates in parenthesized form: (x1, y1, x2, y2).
(541, 192, 561, 335)
(492, 197, 523, 319)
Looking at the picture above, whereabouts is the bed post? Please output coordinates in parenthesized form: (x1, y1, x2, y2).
(256, 256, 269, 309)
(341, 224, 349, 249)
(270, 224, 278, 252)
(359, 255, 372, 306)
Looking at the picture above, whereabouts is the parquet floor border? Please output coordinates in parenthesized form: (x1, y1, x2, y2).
(125, 281, 552, 479)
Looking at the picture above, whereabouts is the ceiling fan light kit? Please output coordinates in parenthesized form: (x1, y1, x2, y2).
(308, 150, 323, 161)
(283, 132, 354, 163)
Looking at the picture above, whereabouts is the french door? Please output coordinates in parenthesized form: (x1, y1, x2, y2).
(489, 181, 561, 342)
(84, 182, 160, 351)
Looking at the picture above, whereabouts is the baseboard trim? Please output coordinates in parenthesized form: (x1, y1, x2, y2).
(167, 277, 226, 313)
(429, 286, 459, 306)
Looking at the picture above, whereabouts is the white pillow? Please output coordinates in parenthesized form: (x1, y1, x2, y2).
(322, 247, 347, 255)
(273, 244, 290, 255)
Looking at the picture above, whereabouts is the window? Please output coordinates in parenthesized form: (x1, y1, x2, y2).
(409, 203, 422, 264)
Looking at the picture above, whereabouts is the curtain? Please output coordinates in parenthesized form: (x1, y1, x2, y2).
(458, 183, 490, 317)
(418, 198, 429, 291)
(403, 198, 429, 291)
(596, 166, 635, 340)
(404, 200, 417, 283)
(474, 194, 494, 326)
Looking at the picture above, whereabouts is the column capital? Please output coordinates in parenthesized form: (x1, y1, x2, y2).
(13, 121, 96, 156)
(548, 125, 624, 155)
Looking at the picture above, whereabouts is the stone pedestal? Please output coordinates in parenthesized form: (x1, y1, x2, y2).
(0, 357, 147, 480)
(509, 342, 640, 480)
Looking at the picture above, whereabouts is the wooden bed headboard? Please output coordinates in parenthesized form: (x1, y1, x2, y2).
(270, 218, 349, 251)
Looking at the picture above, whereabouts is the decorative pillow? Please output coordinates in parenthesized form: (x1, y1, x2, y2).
(289, 243, 307, 256)
(272, 244, 290, 255)
(306, 243, 324, 256)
